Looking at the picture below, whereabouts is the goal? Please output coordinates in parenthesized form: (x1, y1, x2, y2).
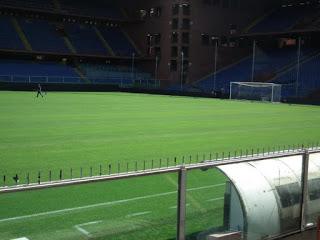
(229, 82, 282, 102)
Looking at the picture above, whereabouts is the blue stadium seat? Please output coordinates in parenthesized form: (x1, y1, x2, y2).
(19, 19, 70, 53)
(81, 63, 151, 86)
(65, 24, 109, 55)
(195, 48, 316, 94)
(0, 60, 80, 83)
(0, 0, 55, 11)
(58, 0, 124, 20)
(250, 6, 312, 33)
(99, 27, 137, 57)
(274, 54, 320, 98)
(0, 16, 25, 50)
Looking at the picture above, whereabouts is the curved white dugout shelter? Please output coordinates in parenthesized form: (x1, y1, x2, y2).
(217, 153, 320, 240)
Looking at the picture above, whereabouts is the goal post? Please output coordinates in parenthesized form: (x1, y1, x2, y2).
(230, 82, 282, 103)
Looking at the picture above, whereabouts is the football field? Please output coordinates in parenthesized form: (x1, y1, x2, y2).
(1, 91, 320, 240)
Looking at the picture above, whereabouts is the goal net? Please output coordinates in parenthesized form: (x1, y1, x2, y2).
(230, 82, 282, 102)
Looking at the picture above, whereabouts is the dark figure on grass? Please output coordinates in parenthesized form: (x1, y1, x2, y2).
(36, 83, 44, 98)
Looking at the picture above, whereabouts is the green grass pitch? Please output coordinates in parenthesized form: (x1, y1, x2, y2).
(1, 91, 320, 240)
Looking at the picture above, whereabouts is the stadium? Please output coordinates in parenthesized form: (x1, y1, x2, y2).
(0, 0, 320, 240)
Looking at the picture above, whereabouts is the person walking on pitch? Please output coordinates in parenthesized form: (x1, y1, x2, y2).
(36, 83, 44, 98)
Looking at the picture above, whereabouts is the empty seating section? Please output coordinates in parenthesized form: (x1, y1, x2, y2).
(197, 58, 252, 93)
(99, 27, 137, 57)
(0, 60, 80, 83)
(196, 48, 316, 94)
(58, 0, 124, 20)
(274, 54, 320, 98)
(65, 24, 108, 55)
(19, 19, 69, 53)
(0, 14, 138, 57)
(82, 64, 151, 85)
(0, 16, 24, 50)
(255, 47, 314, 74)
(0, 0, 123, 20)
(0, 0, 55, 11)
(250, 6, 312, 33)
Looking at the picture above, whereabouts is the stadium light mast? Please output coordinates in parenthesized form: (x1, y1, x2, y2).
(296, 37, 301, 97)
(180, 51, 184, 92)
(251, 40, 256, 82)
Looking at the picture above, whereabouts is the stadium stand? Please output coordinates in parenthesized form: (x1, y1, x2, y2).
(274, 53, 320, 98)
(99, 27, 137, 57)
(64, 24, 109, 55)
(0, 0, 55, 11)
(249, 5, 314, 33)
(195, 48, 317, 94)
(81, 63, 152, 85)
(0, 60, 80, 83)
(19, 19, 70, 53)
(58, 0, 124, 20)
(0, 16, 25, 50)
(0, 0, 124, 20)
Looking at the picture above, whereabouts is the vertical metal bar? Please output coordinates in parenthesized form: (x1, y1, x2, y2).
(296, 37, 301, 97)
(180, 51, 184, 91)
(131, 52, 135, 83)
(177, 166, 187, 240)
(213, 41, 218, 92)
(317, 217, 320, 240)
(251, 40, 256, 82)
(300, 150, 310, 231)
(155, 55, 158, 84)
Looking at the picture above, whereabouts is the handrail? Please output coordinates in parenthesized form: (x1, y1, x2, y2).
(1, 147, 319, 194)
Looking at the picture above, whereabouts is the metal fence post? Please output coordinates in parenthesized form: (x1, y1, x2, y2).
(317, 216, 320, 240)
(300, 150, 310, 231)
(177, 166, 186, 240)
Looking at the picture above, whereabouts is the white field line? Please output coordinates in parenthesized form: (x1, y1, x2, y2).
(74, 225, 90, 237)
(206, 197, 224, 202)
(0, 183, 225, 223)
(74, 221, 102, 237)
(11, 238, 29, 240)
(126, 211, 151, 218)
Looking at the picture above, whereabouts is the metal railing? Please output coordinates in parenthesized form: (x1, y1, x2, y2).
(1, 146, 319, 240)
(0, 74, 161, 88)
